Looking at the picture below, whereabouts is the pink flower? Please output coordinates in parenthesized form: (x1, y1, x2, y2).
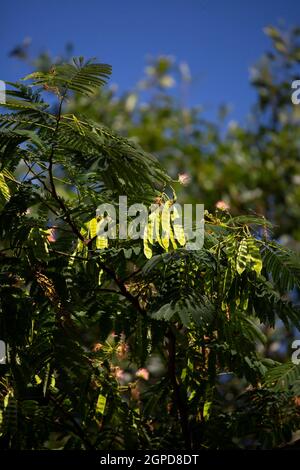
(215, 200, 230, 211)
(116, 342, 129, 360)
(178, 173, 191, 186)
(47, 228, 57, 243)
(115, 367, 125, 381)
(136, 368, 150, 381)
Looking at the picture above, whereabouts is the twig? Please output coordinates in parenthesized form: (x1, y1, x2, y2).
(49, 248, 144, 314)
(23, 160, 50, 194)
(47, 95, 85, 242)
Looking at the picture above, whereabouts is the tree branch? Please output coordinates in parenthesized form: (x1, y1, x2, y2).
(49, 248, 144, 314)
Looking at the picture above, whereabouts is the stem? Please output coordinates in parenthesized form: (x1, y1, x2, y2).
(48, 96, 85, 242)
(97, 259, 144, 314)
(23, 160, 50, 194)
(166, 328, 191, 449)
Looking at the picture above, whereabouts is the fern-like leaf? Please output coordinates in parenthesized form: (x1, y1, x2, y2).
(23, 57, 112, 96)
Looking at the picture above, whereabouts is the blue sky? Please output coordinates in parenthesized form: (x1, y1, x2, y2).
(1, 0, 299, 123)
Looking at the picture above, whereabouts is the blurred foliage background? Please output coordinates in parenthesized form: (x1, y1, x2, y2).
(14, 25, 300, 243)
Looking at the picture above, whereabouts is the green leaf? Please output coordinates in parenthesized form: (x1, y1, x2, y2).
(96, 394, 107, 415)
(262, 242, 300, 291)
(86, 218, 97, 239)
(0, 172, 10, 209)
(236, 238, 248, 275)
(246, 237, 262, 275)
(152, 303, 174, 321)
(152, 295, 214, 328)
(27, 227, 50, 261)
(23, 58, 112, 96)
(265, 362, 300, 393)
(143, 235, 153, 259)
(12, 129, 46, 150)
(203, 401, 212, 420)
